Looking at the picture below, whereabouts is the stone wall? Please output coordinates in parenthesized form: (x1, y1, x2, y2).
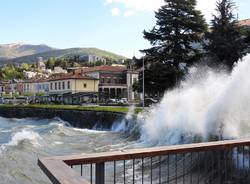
(0, 107, 125, 129)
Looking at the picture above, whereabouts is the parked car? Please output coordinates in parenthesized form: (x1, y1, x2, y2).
(141, 98, 159, 107)
(108, 98, 118, 103)
(118, 98, 128, 105)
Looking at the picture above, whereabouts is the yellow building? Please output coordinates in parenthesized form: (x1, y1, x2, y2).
(48, 73, 99, 104)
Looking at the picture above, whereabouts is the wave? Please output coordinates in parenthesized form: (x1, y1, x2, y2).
(7, 129, 42, 147)
(137, 54, 250, 146)
(72, 127, 108, 133)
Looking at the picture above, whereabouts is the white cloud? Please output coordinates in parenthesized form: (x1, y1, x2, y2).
(197, 0, 217, 21)
(106, 0, 164, 12)
(105, 0, 217, 21)
(124, 10, 136, 17)
(111, 7, 121, 16)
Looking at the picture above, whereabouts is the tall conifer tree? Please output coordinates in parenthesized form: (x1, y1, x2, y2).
(206, 0, 247, 71)
(143, 0, 207, 67)
(139, 0, 207, 95)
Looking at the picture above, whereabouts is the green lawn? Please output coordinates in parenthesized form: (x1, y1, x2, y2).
(0, 104, 143, 114)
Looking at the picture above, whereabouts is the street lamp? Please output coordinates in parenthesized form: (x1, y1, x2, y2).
(142, 55, 145, 109)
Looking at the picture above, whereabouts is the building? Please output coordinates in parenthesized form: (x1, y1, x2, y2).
(21, 73, 99, 104)
(48, 73, 99, 104)
(10, 79, 24, 95)
(238, 18, 250, 27)
(53, 66, 67, 74)
(0, 79, 24, 97)
(80, 55, 106, 63)
(23, 78, 49, 95)
(23, 71, 37, 79)
(0, 81, 11, 96)
(79, 65, 139, 102)
(127, 70, 139, 102)
(37, 59, 46, 71)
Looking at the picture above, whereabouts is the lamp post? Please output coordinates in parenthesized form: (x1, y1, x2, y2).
(142, 55, 145, 109)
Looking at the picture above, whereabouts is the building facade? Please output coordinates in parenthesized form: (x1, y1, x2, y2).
(48, 73, 99, 104)
(0, 81, 11, 96)
(80, 55, 106, 63)
(79, 65, 139, 102)
(23, 79, 49, 95)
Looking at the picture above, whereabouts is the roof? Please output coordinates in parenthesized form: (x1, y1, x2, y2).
(48, 73, 98, 82)
(24, 78, 49, 83)
(0, 80, 11, 85)
(23, 73, 98, 83)
(81, 65, 127, 73)
(238, 19, 250, 27)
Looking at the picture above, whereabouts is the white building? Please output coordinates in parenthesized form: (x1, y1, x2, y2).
(23, 71, 37, 79)
(37, 61, 46, 71)
(80, 55, 106, 63)
(53, 67, 67, 74)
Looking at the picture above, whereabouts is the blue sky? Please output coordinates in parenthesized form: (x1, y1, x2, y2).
(0, 0, 249, 58)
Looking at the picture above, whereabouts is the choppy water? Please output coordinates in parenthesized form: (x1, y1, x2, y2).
(0, 117, 136, 184)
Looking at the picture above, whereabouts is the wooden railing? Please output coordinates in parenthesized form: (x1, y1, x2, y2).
(38, 139, 250, 184)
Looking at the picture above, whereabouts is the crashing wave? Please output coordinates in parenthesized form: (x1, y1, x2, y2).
(138, 54, 250, 146)
(7, 129, 42, 147)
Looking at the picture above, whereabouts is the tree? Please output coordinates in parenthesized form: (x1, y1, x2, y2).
(0, 64, 24, 80)
(241, 26, 250, 52)
(138, 0, 207, 96)
(143, 0, 207, 68)
(21, 63, 30, 71)
(46, 58, 55, 69)
(205, 0, 247, 71)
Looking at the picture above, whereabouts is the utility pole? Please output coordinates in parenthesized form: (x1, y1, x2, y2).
(142, 55, 145, 109)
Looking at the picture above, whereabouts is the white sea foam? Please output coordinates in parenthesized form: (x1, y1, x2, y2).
(72, 127, 107, 133)
(139, 54, 250, 146)
(7, 129, 42, 147)
(54, 141, 64, 145)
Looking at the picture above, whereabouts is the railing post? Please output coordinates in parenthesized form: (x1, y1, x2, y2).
(96, 162, 105, 184)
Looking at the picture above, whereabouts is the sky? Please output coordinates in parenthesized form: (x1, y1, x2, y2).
(0, 0, 249, 58)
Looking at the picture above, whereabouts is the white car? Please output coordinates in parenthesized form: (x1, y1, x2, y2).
(118, 98, 128, 104)
(109, 99, 118, 103)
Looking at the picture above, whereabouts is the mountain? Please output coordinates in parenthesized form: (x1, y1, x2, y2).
(0, 43, 127, 65)
(0, 43, 54, 61)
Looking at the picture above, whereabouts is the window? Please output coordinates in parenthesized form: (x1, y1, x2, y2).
(62, 81, 65, 90)
(50, 83, 53, 90)
(58, 82, 61, 90)
(55, 82, 57, 90)
(133, 78, 137, 83)
(67, 81, 70, 89)
(83, 83, 87, 88)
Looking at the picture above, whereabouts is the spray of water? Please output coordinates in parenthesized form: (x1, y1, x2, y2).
(112, 105, 136, 132)
(138, 54, 250, 146)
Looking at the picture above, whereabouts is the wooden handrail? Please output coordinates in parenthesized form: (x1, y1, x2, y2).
(38, 158, 89, 184)
(38, 139, 250, 184)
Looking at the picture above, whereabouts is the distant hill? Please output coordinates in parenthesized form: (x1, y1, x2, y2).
(0, 43, 127, 65)
(0, 43, 54, 61)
